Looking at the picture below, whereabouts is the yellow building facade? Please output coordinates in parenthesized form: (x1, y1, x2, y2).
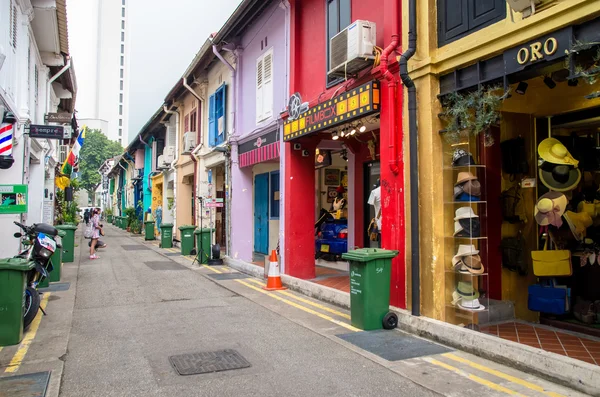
(405, 0, 600, 329)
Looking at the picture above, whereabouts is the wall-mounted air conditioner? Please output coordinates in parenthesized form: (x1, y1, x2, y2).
(507, 0, 542, 18)
(182, 132, 196, 154)
(328, 20, 376, 78)
(164, 146, 175, 163)
(157, 155, 168, 170)
(59, 145, 69, 163)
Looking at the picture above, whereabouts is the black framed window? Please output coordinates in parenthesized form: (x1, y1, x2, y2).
(438, 0, 505, 47)
(326, 0, 351, 87)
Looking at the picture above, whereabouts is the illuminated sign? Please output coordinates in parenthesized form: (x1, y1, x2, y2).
(283, 81, 380, 142)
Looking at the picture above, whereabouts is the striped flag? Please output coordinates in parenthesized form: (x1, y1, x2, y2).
(0, 121, 14, 156)
(61, 126, 86, 176)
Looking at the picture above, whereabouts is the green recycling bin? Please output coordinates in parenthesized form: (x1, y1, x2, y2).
(107, 215, 113, 223)
(144, 220, 155, 241)
(0, 258, 35, 346)
(342, 248, 399, 330)
(160, 223, 174, 248)
(178, 225, 197, 255)
(194, 228, 213, 264)
(39, 230, 66, 288)
(120, 216, 127, 230)
(56, 224, 77, 263)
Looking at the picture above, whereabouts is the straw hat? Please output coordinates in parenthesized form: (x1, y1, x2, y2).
(538, 138, 579, 167)
(563, 211, 593, 241)
(458, 298, 486, 311)
(452, 244, 479, 266)
(539, 163, 581, 192)
(534, 191, 567, 227)
(454, 207, 479, 220)
(456, 281, 480, 299)
(455, 172, 478, 186)
(454, 255, 485, 274)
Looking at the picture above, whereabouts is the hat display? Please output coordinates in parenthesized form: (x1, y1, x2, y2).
(454, 185, 464, 199)
(534, 191, 567, 227)
(452, 244, 479, 266)
(564, 210, 593, 241)
(454, 255, 485, 274)
(455, 172, 478, 186)
(452, 149, 477, 167)
(456, 281, 480, 299)
(455, 192, 480, 202)
(458, 298, 486, 311)
(577, 201, 597, 219)
(454, 207, 479, 220)
(455, 218, 481, 237)
(539, 162, 581, 192)
(462, 180, 481, 197)
(453, 221, 471, 237)
(538, 138, 579, 168)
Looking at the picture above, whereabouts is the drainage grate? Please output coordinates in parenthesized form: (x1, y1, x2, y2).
(0, 371, 51, 396)
(39, 282, 71, 292)
(207, 273, 250, 280)
(169, 349, 251, 376)
(144, 261, 186, 271)
(121, 245, 151, 251)
(337, 330, 452, 361)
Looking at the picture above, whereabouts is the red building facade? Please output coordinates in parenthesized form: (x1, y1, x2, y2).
(284, 0, 406, 308)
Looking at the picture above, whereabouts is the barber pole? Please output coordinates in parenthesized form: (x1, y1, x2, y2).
(263, 250, 287, 291)
(0, 120, 14, 156)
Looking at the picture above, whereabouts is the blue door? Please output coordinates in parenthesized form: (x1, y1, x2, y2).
(254, 173, 269, 254)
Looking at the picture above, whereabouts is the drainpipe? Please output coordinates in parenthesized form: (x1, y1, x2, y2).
(183, 76, 204, 225)
(279, 0, 291, 272)
(138, 135, 150, 148)
(379, 0, 400, 175)
(46, 57, 71, 115)
(399, 0, 419, 316)
(211, 41, 238, 257)
(163, 105, 180, 230)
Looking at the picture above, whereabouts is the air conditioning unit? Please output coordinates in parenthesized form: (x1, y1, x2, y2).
(507, 0, 542, 18)
(157, 155, 167, 170)
(183, 132, 196, 154)
(164, 146, 175, 163)
(328, 20, 376, 78)
(59, 145, 69, 163)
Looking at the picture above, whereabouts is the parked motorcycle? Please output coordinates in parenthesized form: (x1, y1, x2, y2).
(13, 221, 58, 329)
(315, 208, 348, 262)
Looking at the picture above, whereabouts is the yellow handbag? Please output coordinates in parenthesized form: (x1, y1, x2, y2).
(531, 237, 572, 277)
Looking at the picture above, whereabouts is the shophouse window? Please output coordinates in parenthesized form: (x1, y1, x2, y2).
(120, 69, 124, 78)
(437, 0, 505, 46)
(120, 80, 124, 90)
(119, 129, 122, 137)
(256, 49, 274, 123)
(119, 105, 123, 115)
(121, 20, 125, 29)
(121, 44, 124, 54)
(208, 84, 226, 147)
(122, 7, 125, 17)
(326, 0, 351, 87)
(119, 118, 123, 126)
(120, 93, 123, 103)
(270, 171, 280, 219)
(120, 56, 124, 66)
(9, 1, 17, 49)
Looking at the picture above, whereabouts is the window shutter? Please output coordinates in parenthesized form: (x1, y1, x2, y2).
(263, 50, 274, 119)
(167, 124, 176, 148)
(184, 114, 190, 132)
(10, 2, 17, 49)
(438, 0, 468, 46)
(208, 93, 216, 146)
(217, 84, 226, 145)
(256, 57, 264, 123)
(469, 0, 505, 30)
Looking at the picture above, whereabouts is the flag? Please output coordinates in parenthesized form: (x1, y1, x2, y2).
(61, 126, 86, 177)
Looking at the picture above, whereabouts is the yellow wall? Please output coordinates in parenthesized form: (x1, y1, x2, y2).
(151, 174, 163, 234)
(405, 0, 600, 321)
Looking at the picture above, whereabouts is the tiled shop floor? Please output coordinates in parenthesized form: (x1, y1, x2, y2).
(481, 321, 600, 365)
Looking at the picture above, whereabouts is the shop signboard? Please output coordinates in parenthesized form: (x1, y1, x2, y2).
(45, 112, 72, 124)
(238, 129, 280, 168)
(504, 27, 572, 74)
(0, 184, 28, 214)
(283, 81, 380, 142)
(28, 125, 65, 140)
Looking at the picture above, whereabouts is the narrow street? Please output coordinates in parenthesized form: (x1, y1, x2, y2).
(0, 226, 586, 397)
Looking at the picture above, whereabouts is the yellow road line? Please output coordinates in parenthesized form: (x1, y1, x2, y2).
(442, 353, 566, 397)
(424, 357, 526, 396)
(244, 278, 351, 320)
(202, 265, 222, 274)
(4, 293, 51, 373)
(235, 280, 359, 332)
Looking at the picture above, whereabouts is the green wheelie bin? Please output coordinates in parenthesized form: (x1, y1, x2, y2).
(144, 220, 155, 240)
(160, 223, 174, 248)
(107, 215, 113, 224)
(0, 258, 35, 346)
(194, 228, 213, 264)
(342, 248, 399, 330)
(39, 230, 65, 288)
(178, 225, 197, 255)
(56, 224, 77, 263)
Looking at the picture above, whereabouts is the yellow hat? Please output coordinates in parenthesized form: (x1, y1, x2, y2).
(563, 211, 593, 241)
(538, 138, 579, 167)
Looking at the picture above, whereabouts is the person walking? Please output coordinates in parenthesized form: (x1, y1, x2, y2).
(84, 209, 90, 225)
(89, 208, 103, 260)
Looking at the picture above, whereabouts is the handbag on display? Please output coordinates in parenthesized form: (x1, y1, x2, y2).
(500, 233, 528, 275)
(531, 236, 572, 277)
(528, 280, 570, 315)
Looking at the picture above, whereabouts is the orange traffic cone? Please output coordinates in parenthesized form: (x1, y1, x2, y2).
(264, 250, 287, 291)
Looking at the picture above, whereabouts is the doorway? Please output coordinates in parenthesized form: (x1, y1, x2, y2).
(254, 173, 269, 254)
(363, 161, 380, 247)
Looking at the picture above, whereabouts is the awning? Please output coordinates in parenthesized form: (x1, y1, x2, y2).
(283, 81, 380, 142)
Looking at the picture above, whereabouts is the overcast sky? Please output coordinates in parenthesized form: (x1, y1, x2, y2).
(68, 0, 242, 143)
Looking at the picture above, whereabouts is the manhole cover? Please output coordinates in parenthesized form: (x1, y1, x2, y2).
(337, 330, 452, 361)
(169, 349, 251, 376)
(121, 245, 151, 251)
(164, 253, 181, 257)
(207, 273, 250, 280)
(144, 261, 186, 271)
(0, 371, 51, 396)
(39, 282, 71, 292)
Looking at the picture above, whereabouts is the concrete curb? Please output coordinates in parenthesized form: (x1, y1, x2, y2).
(224, 256, 600, 396)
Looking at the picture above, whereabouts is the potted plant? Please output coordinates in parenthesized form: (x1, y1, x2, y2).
(124, 207, 136, 232)
(105, 208, 114, 224)
(130, 218, 141, 234)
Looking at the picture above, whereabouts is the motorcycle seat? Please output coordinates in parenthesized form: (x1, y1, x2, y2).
(34, 223, 59, 237)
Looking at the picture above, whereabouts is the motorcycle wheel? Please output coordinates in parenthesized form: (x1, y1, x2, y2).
(23, 286, 40, 330)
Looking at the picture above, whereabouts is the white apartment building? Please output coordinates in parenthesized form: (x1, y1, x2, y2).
(67, 0, 129, 145)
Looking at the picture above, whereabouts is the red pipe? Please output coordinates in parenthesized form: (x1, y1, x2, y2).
(379, 0, 401, 175)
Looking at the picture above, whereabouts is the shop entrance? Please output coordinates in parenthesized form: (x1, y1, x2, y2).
(254, 172, 269, 254)
(364, 161, 380, 248)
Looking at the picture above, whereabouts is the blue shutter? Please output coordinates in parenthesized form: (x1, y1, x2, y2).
(216, 84, 226, 145)
(208, 93, 216, 147)
(270, 171, 280, 219)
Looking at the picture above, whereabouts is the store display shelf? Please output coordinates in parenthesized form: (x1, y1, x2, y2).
(446, 305, 489, 315)
(445, 270, 489, 276)
(444, 165, 486, 170)
(444, 201, 487, 204)
(446, 236, 488, 240)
